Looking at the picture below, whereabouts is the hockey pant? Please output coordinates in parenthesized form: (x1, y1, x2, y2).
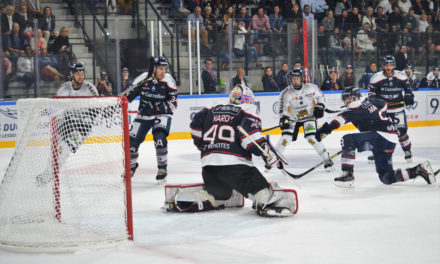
(164, 165, 298, 215)
(387, 110, 411, 152)
(276, 120, 330, 161)
(129, 115, 171, 169)
(340, 131, 416, 184)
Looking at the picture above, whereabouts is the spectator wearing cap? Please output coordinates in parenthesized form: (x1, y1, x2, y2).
(401, 64, 418, 89)
(358, 62, 377, 89)
(321, 68, 341, 91)
(201, 58, 217, 94)
(95, 71, 112, 96)
(339, 64, 356, 89)
(395, 45, 409, 71)
(121, 67, 133, 93)
(421, 66, 440, 88)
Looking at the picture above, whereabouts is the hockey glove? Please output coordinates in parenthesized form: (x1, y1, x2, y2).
(316, 123, 332, 142)
(313, 103, 325, 119)
(404, 93, 414, 106)
(261, 143, 274, 165)
(279, 115, 290, 130)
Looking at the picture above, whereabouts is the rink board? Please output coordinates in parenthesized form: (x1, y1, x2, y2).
(1, 89, 440, 148)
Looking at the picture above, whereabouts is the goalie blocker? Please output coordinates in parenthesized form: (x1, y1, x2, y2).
(164, 182, 298, 217)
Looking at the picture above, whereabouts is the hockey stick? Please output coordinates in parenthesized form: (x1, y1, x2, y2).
(281, 150, 343, 179)
(324, 108, 343, 114)
(435, 168, 440, 176)
(119, 57, 155, 96)
(261, 125, 280, 133)
(237, 126, 288, 165)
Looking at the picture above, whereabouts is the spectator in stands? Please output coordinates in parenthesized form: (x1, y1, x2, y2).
(16, 4, 35, 41)
(418, 14, 430, 32)
(300, 0, 315, 12)
(183, 7, 210, 50)
(1, 5, 22, 37)
(402, 64, 418, 89)
(376, 0, 393, 15)
(236, 6, 251, 31)
(375, 6, 389, 33)
(261, 66, 279, 92)
(269, 5, 283, 54)
(230, 67, 248, 89)
(328, 27, 349, 66)
(26, 0, 43, 17)
(398, 0, 412, 15)
(336, 9, 350, 33)
(49, 26, 70, 54)
(395, 45, 409, 71)
(388, 5, 403, 28)
(343, 29, 362, 65)
(275, 63, 289, 90)
(418, 26, 439, 64)
(321, 68, 341, 90)
(16, 44, 34, 91)
(2, 50, 12, 98)
(218, 24, 231, 70)
(202, 58, 217, 94)
(398, 27, 417, 59)
(335, 0, 350, 16)
(30, 28, 46, 52)
(290, 22, 303, 61)
(384, 24, 399, 55)
(250, 7, 270, 45)
(318, 24, 329, 65)
(413, 0, 430, 15)
(362, 7, 376, 31)
(6, 22, 28, 59)
(356, 22, 376, 56)
(358, 61, 378, 89)
(234, 21, 262, 69)
(121, 67, 133, 93)
(169, 0, 190, 18)
(302, 5, 314, 22)
(38, 45, 64, 88)
(38, 6, 56, 45)
(289, 4, 303, 27)
(321, 9, 335, 32)
(347, 6, 362, 32)
(339, 64, 356, 89)
(421, 66, 440, 88)
(223, 5, 236, 28)
(203, 6, 217, 44)
(314, 0, 329, 22)
(402, 8, 417, 30)
(117, 0, 133, 13)
(95, 71, 112, 96)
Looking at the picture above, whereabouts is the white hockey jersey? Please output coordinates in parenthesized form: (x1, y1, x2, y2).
(278, 83, 325, 122)
(56, 81, 99, 96)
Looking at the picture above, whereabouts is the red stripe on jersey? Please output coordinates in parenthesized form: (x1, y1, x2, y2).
(201, 150, 252, 160)
(190, 125, 201, 131)
(342, 155, 355, 159)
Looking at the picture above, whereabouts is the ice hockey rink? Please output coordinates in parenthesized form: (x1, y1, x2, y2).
(0, 126, 439, 264)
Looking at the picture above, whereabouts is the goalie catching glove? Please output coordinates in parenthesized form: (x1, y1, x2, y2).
(313, 103, 325, 118)
(279, 115, 290, 130)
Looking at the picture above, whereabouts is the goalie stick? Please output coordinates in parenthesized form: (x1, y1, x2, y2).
(119, 57, 155, 96)
(281, 150, 342, 179)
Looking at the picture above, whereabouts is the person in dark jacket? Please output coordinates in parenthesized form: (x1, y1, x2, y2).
(321, 67, 342, 91)
(395, 45, 409, 71)
(38, 6, 57, 44)
(230, 67, 248, 89)
(275, 63, 289, 90)
(261, 66, 279, 92)
(358, 62, 377, 89)
(339, 64, 356, 89)
(202, 58, 217, 93)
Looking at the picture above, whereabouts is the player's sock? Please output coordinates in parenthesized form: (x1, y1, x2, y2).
(404, 150, 412, 163)
(334, 170, 355, 188)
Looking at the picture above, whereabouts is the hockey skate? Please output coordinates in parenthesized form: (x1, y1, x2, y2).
(130, 162, 139, 178)
(156, 168, 167, 183)
(264, 164, 272, 172)
(414, 161, 436, 184)
(334, 171, 355, 188)
(368, 155, 375, 164)
(404, 151, 413, 163)
(255, 204, 292, 217)
(324, 158, 335, 172)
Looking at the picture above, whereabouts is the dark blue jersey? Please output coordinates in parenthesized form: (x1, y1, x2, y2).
(126, 73, 178, 117)
(368, 70, 412, 112)
(190, 104, 266, 167)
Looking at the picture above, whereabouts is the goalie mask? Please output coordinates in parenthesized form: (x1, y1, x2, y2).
(289, 68, 303, 90)
(341, 86, 361, 104)
(230, 84, 255, 105)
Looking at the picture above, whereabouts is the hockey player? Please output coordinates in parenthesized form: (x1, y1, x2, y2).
(368, 55, 414, 163)
(316, 86, 436, 188)
(401, 64, 418, 90)
(266, 68, 333, 171)
(125, 56, 177, 182)
(57, 63, 99, 96)
(164, 85, 298, 217)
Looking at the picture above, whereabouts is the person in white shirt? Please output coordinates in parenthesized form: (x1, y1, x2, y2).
(57, 63, 98, 96)
(376, 0, 393, 14)
(398, 0, 412, 14)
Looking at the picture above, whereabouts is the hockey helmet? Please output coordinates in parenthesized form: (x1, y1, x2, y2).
(341, 86, 361, 103)
(405, 64, 414, 70)
(289, 68, 303, 90)
(154, 56, 169, 67)
(229, 84, 254, 105)
(69, 63, 85, 75)
(383, 55, 395, 66)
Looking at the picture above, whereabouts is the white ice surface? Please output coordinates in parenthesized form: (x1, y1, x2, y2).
(0, 126, 439, 264)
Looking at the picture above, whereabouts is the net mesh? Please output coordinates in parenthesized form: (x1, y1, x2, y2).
(0, 97, 129, 250)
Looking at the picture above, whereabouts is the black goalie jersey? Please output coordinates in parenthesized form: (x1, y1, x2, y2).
(190, 103, 266, 167)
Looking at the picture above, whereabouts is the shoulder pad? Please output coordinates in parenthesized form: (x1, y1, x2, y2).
(162, 73, 177, 90)
(131, 72, 149, 86)
(240, 104, 260, 118)
(393, 70, 408, 81)
(369, 72, 386, 84)
(427, 72, 435, 81)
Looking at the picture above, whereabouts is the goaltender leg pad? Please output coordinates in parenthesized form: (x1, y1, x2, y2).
(251, 184, 298, 216)
(164, 183, 244, 212)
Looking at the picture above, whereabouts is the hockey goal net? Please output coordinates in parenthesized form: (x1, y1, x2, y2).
(0, 96, 133, 251)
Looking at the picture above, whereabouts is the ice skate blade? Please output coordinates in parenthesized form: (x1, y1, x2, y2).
(334, 180, 354, 188)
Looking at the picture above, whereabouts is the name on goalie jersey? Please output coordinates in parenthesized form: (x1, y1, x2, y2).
(207, 143, 230, 149)
(213, 114, 235, 123)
